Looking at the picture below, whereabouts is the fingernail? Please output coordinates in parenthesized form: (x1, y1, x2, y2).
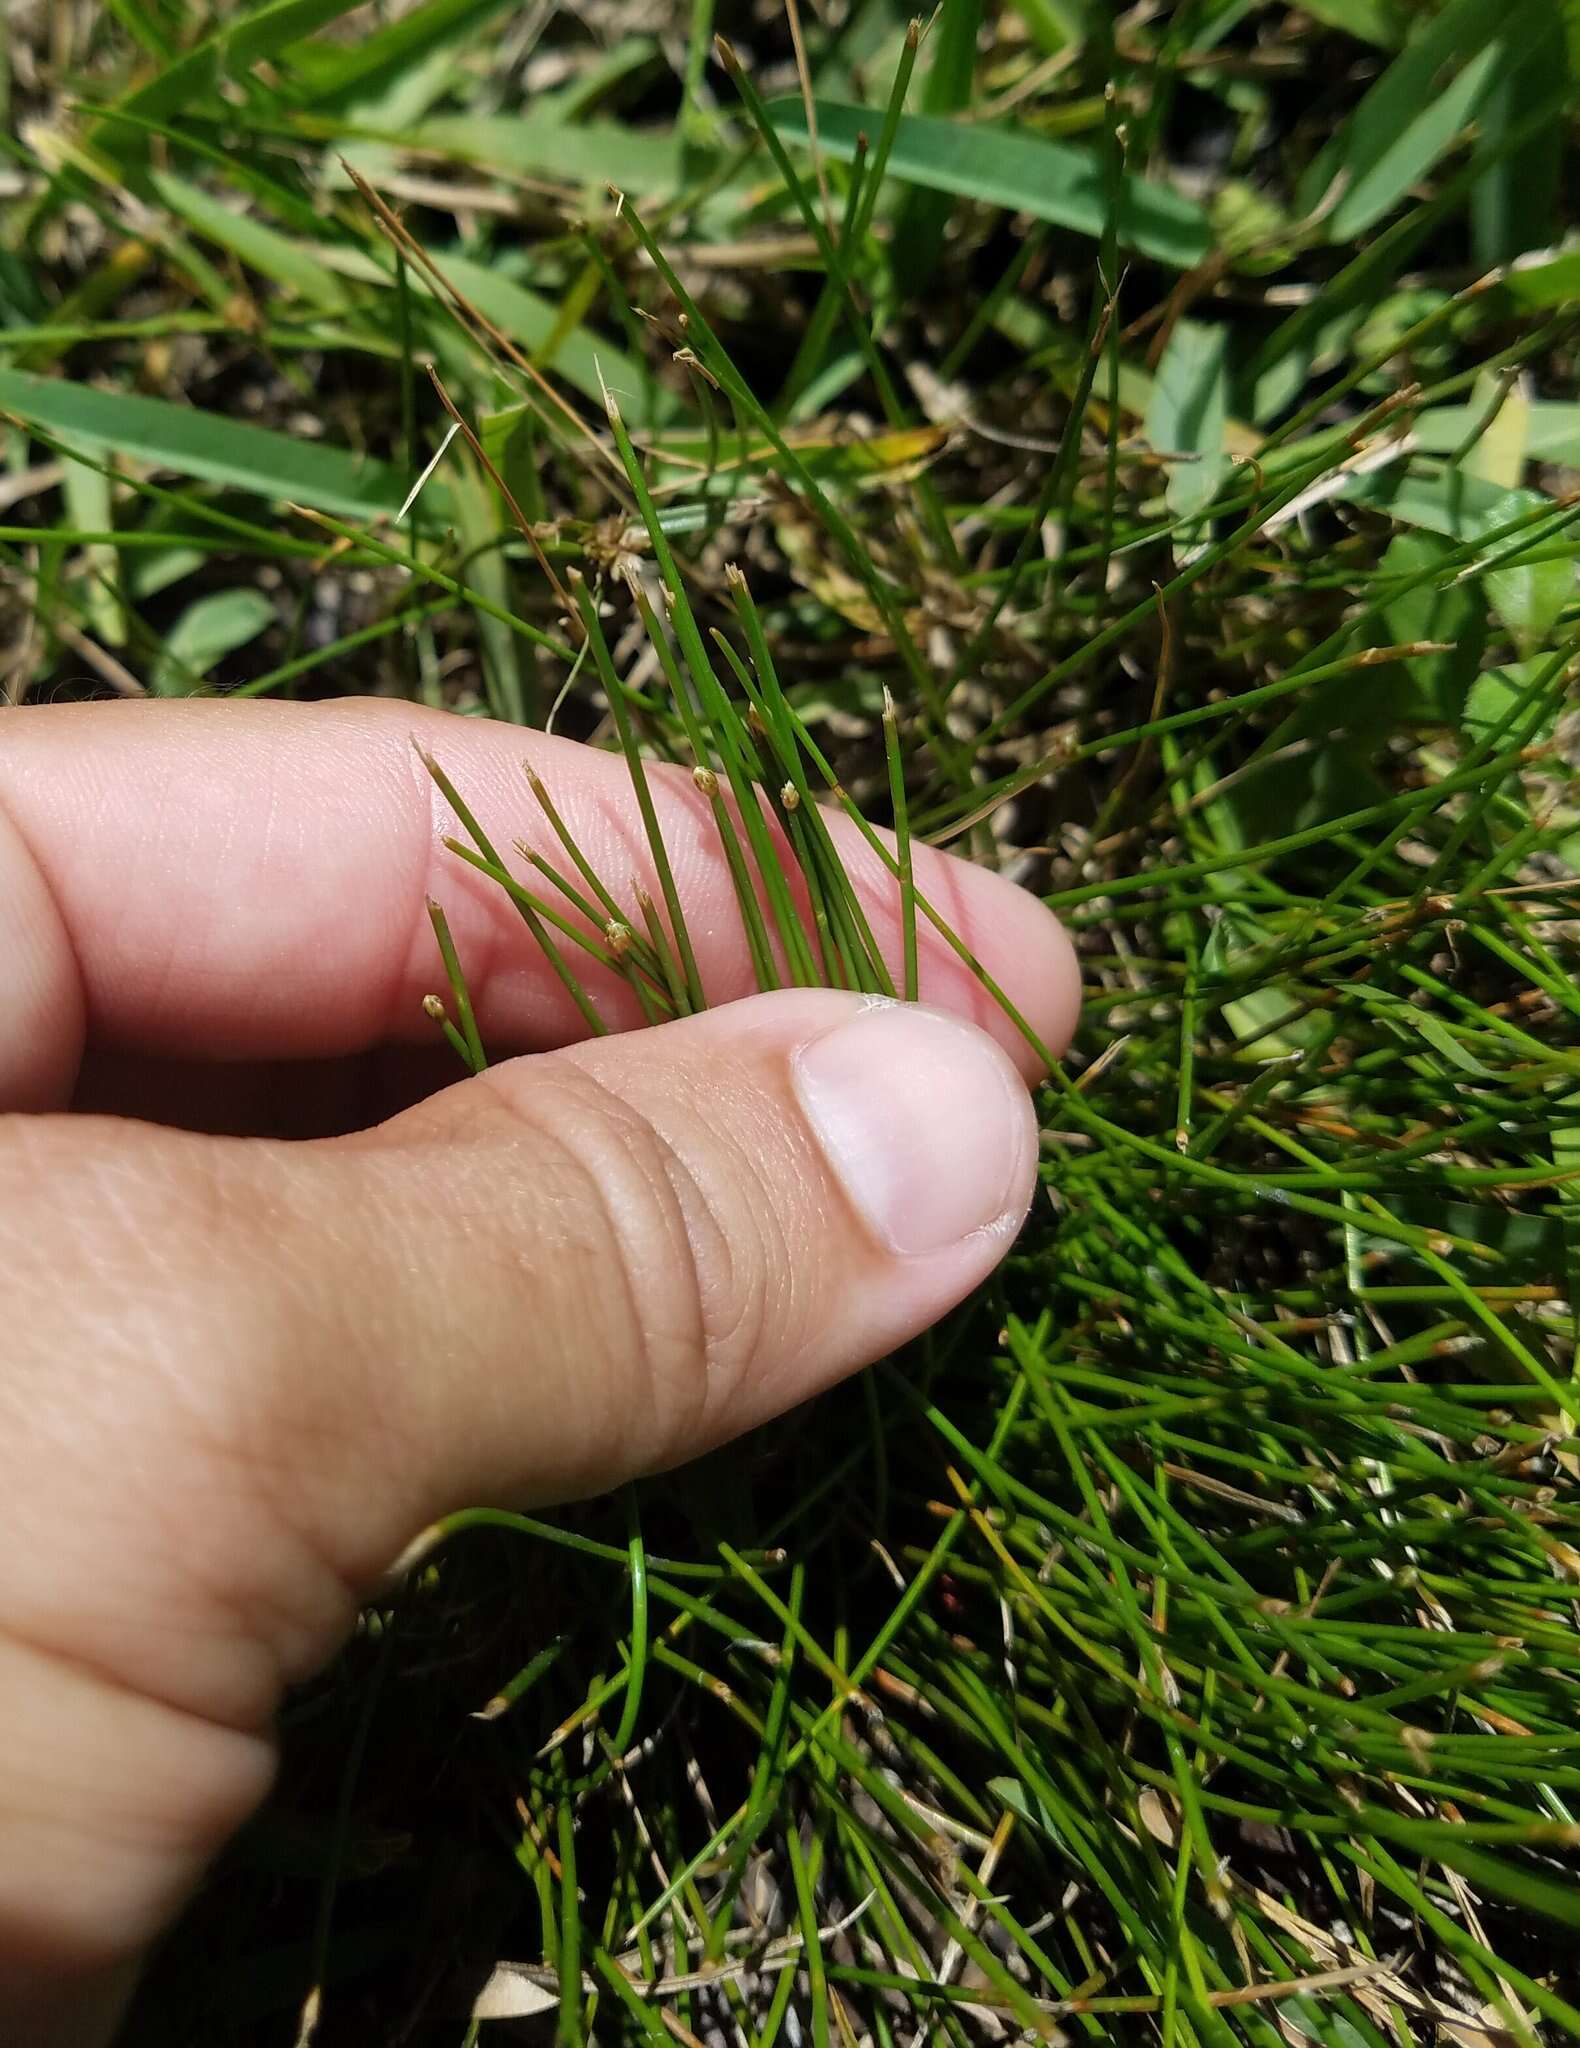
(791, 1003, 1036, 1256)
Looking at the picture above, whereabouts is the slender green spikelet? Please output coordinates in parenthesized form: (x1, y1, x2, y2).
(424, 900, 486, 1073)
(419, 746, 609, 1038)
(420, 987, 481, 1075)
(424, 543, 956, 1068)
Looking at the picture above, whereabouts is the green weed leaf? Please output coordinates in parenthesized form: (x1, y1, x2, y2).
(1145, 320, 1231, 524)
(150, 587, 274, 694)
(1479, 489, 1576, 655)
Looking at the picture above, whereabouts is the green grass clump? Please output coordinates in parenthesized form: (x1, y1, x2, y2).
(5, 2, 1580, 2043)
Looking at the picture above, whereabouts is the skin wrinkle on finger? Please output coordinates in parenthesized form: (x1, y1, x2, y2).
(365, 1045, 783, 1495)
(551, 1034, 795, 1460)
(474, 1055, 719, 1482)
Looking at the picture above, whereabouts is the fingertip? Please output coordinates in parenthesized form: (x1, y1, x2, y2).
(791, 997, 1040, 1264)
(892, 839, 1082, 1082)
(970, 863, 1083, 1078)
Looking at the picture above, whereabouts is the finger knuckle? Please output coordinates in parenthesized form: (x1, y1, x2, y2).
(472, 1055, 769, 1474)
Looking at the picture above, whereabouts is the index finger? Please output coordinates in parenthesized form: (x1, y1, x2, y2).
(0, 698, 1079, 1104)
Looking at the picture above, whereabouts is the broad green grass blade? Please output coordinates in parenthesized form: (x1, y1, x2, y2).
(1469, 3, 1569, 264)
(1498, 248, 1580, 313)
(0, 368, 424, 520)
(1416, 399, 1580, 470)
(60, 455, 122, 649)
(311, 247, 676, 425)
(386, 114, 682, 199)
(1299, 0, 1406, 41)
(765, 100, 1213, 268)
(892, 0, 982, 290)
(282, 0, 519, 103)
(1336, 464, 1548, 545)
(1475, 492, 1576, 657)
(1302, 0, 1536, 240)
(1006, 0, 1090, 55)
(147, 169, 351, 312)
(88, 0, 366, 160)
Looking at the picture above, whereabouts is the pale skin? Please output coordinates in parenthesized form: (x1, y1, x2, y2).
(0, 697, 1082, 2045)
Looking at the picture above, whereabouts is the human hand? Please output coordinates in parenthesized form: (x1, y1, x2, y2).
(0, 697, 1079, 2044)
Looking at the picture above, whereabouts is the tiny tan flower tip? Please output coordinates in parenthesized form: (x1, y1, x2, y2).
(674, 346, 712, 382)
(692, 764, 719, 797)
(422, 994, 448, 1022)
(780, 782, 800, 811)
(604, 920, 635, 959)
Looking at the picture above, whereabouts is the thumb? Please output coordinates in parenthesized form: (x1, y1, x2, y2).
(379, 989, 1041, 1513)
(0, 989, 1039, 2039)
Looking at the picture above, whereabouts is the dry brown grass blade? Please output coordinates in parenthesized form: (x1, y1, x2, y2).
(424, 364, 577, 620)
(340, 157, 627, 487)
